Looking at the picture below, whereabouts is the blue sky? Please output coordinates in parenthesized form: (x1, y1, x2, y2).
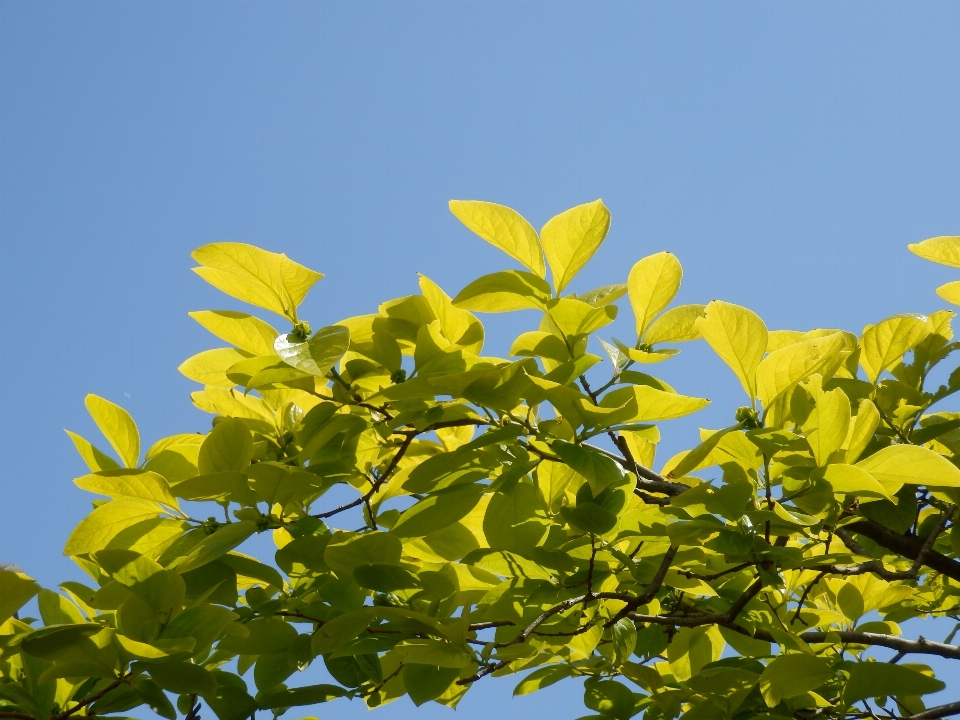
(2, 1, 959, 715)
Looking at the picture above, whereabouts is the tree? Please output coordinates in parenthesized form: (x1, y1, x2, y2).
(1, 200, 959, 720)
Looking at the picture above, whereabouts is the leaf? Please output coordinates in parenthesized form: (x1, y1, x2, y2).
(453, 270, 551, 312)
(258, 684, 347, 709)
(168, 521, 257, 573)
(860, 314, 930, 384)
(908, 235, 960, 269)
(936, 280, 960, 306)
(856, 444, 960, 488)
(759, 653, 833, 706)
(66, 430, 121, 472)
(64, 499, 163, 555)
(551, 441, 622, 495)
(75, 469, 179, 508)
(38, 588, 86, 625)
(756, 333, 845, 409)
(602, 385, 710, 422)
(142, 662, 218, 695)
(178, 348, 253, 387)
(667, 626, 724, 682)
(797, 382, 851, 466)
(420, 275, 485, 353)
(449, 200, 545, 277)
(198, 418, 253, 474)
(514, 665, 573, 696)
(0, 569, 40, 624)
(192, 242, 322, 321)
(403, 663, 460, 706)
(324, 532, 403, 573)
(391, 484, 486, 538)
(845, 399, 880, 463)
(396, 638, 472, 668)
(628, 252, 682, 337)
(353, 563, 420, 592)
(843, 662, 945, 703)
(643, 304, 706, 345)
(695, 301, 768, 401)
(815, 464, 893, 501)
(188, 310, 279, 355)
(85, 394, 140, 468)
(575, 283, 627, 307)
(274, 324, 351, 377)
(540, 199, 611, 293)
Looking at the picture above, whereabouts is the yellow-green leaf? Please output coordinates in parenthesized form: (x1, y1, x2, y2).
(759, 653, 833, 706)
(192, 242, 322, 322)
(756, 333, 844, 410)
(815, 464, 893, 501)
(64, 499, 163, 555)
(75, 469, 179, 508)
(908, 235, 960, 269)
(0, 570, 40, 624)
(65, 430, 121, 472)
(448, 200, 545, 278)
(602, 384, 710, 422)
(540, 199, 611, 293)
(188, 310, 279, 355)
(856, 444, 960, 488)
(198, 418, 253, 474)
(643, 304, 706, 345)
(695, 300, 768, 401)
(936, 280, 960, 306)
(452, 270, 551, 312)
(844, 399, 880, 463)
(843, 662, 945, 704)
(799, 383, 851, 466)
(178, 348, 253, 388)
(860, 314, 930, 384)
(85, 394, 140, 468)
(419, 275, 484, 353)
(628, 252, 682, 337)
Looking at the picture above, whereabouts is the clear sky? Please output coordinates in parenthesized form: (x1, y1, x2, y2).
(2, 1, 959, 716)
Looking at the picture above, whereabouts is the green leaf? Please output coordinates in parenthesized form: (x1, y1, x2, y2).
(402, 663, 460, 706)
(141, 661, 218, 695)
(643, 304, 706, 345)
(695, 300, 768, 401)
(324, 532, 403, 573)
(0, 569, 40, 624)
(936, 280, 960, 306)
(514, 665, 573, 696)
(274, 324, 351, 377)
(38, 588, 86, 625)
(797, 382, 851, 466)
(198, 418, 253, 474)
(483, 482, 548, 552)
(602, 385, 710, 422)
(168, 521, 257, 573)
(843, 662, 945, 703)
(815, 464, 893, 501)
(85, 394, 140, 468)
(419, 275, 485, 353)
(759, 653, 833, 706)
(860, 314, 931, 384)
(188, 309, 279, 355)
(353, 563, 420, 592)
(396, 638, 472, 668)
(64, 499, 163, 555)
(583, 679, 638, 720)
(541, 199, 611, 293)
(551, 441, 622, 495)
(192, 242, 322, 322)
(628, 252, 682, 337)
(391, 484, 486, 538)
(908, 235, 960, 269)
(453, 270, 552, 312)
(257, 683, 348, 709)
(66, 430, 122, 472)
(856, 444, 960, 489)
(75, 469, 178, 508)
(178, 348, 253, 388)
(449, 200, 545, 277)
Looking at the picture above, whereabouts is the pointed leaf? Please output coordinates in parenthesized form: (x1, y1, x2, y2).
(695, 301, 768, 401)
(85, 394, 140, 468)
(628, 252, 682, 337)
(541, 199, 611, 293)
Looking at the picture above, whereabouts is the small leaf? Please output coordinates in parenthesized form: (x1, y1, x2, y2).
(85, 394, 140, 468)
(936, 280, 960, 306)
(274, 324, 351, 377)
(628, 252, 682, 337)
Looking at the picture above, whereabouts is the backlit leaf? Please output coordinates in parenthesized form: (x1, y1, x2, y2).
(449, 200, 545, 277)
(541, 199, 611, 293)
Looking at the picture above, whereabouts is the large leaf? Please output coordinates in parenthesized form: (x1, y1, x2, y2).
(64, 499, 163, 555)
(74, 469, 178, 508)
(419, 275, 485, 353)
(908, 235, 960, 268)
(628, 252, 682, 337)
(391, 484, 486, 538)
(192, 242, 322, 322)
(843, 662, 945, 703)
(759, 653, 833, 706)
(540, 199, 611, 293)
(755, 333, 845, 409)
(448, 200, 545, 277)
(85, 394, 140, 468)
(178, 348, 252, 388)
(0, 570, 40, 624)
(168, 521, 257, 573)
(453, 270, 551, 312)
(695, 300, 768, 401)
(643, 304, 706, 345)
(860, 314, 930, 384)
(856, 444, 960, 488)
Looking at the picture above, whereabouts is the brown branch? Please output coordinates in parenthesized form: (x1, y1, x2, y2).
(909, 700, 960, 719)
(581, 441, 688, 497)
(53, 675, 129, 720)
(792, 570, 827, 626)
(184, 695, 201, 720)
(840, 515, 960, 582)
(605, 546, 679, 627)
(0, 712, 35, 719)
(732, 626, 960, 661)
(467, 620, 515, 631)
(678, 561, 752, 582)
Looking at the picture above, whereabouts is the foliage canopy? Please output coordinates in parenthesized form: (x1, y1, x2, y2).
(2, 201, 960, 720)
